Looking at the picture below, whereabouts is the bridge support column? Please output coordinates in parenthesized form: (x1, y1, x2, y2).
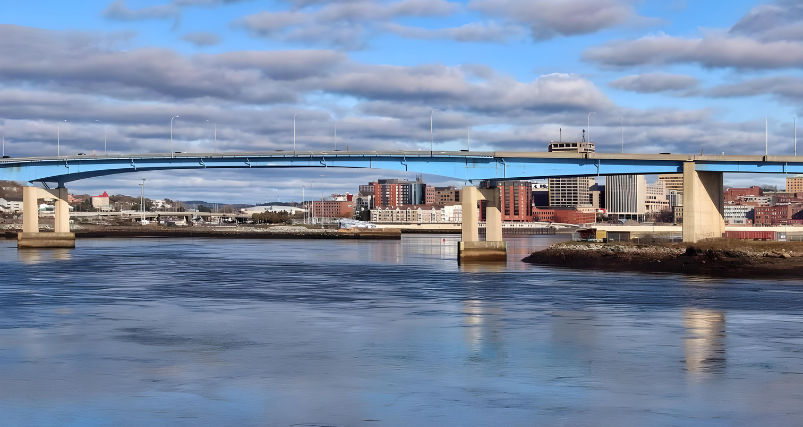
(458, 186, 507, 261)
(18, 185, 75, 249)
(682, 162, 724, 243)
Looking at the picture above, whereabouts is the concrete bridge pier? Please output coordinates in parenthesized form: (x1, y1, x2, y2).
(682, 162, 724, 243)
(458, 186, 507, 261)
(18, 186, 76, 248)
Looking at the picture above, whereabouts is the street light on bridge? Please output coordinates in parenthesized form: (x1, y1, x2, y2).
(171, 116, 179, 158)
(95, 120, 107, 155)
(431, 109, 439, 155)
(57, 120, 67, 157)
(206, 120, 216, 153)
(587, 112, 595, 144)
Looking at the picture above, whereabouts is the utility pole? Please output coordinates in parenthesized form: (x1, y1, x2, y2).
(57, 120, 66, 157)
(620, 117, 623, 154)
(430, 109, 439, 156)
(334, 124, 337, 151)
(171, 116, 179, 158)
(139, 178, 146, 222)
(467, 127, 470, 151)
(293, 114, 297, 155)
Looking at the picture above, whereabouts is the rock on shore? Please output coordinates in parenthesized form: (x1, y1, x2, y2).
(523, 242, 803, 278)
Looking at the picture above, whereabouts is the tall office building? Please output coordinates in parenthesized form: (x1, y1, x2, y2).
(548, 141, 595, 207)
(606, 175, 647, 220)
(645, 180, 669, 213)
(658, 174, 684, 192)
(359, 177, 426, 208)
(787, 175, 803, 193)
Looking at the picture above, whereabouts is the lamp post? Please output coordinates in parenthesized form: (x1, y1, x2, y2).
(302, 184, 306, 224)
(57, 120, 67, 157)
(620, 117, 623, 154)
(334, 123, 337, 151)
(171, 116, 179, 158)
(95, 120, 107, 155)
(431, 109, 439, 155)
(206, 120, 216, 153)
(588, 112, 596, 145)
(293, 114, 297, 156)
(139, 178, 146, 222)
(468, 127, 470, 151)
(795, 117, 797, 156)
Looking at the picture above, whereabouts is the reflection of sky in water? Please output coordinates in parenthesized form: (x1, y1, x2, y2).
(2, 236, 803, 426)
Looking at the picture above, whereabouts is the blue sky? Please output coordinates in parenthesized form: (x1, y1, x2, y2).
(2, 0, 803, 202)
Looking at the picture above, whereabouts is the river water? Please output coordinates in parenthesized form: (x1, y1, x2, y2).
(2, 235, 803, 426)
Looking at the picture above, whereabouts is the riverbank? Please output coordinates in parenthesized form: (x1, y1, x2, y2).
(523, 240, 803, 278)
(2, 225, 403, 240)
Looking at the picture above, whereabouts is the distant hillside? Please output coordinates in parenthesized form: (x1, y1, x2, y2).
(0, 181, 22, 200)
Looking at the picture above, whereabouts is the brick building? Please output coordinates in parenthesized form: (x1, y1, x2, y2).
(359, 178, 426, 208)
(725, 186, 763, 204)
(754, 204, 803, 225)
(532, 207, 596, 225)
(787, 175, 803, 193)
(310, 199, 354, 218)
(431, 186, 460, 205)
(478, 181, 533, 222)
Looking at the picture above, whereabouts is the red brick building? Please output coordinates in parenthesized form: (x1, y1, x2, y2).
(533, 207, 596, 225)
(478, 181, 533, 222)
(725, 186, 763, 204)
(310, 200, 354, 218)
(773, 193, 803, 205)
(425, 186, 436, 205)
(754, 204, 803, 225)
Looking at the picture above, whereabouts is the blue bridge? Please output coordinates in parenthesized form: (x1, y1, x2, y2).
(2, 150, 802, 249)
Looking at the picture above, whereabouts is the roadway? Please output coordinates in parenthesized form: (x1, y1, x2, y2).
(4, 150, 803, 185)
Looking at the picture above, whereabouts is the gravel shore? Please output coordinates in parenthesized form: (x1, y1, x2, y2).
(523, 241, 803, 278)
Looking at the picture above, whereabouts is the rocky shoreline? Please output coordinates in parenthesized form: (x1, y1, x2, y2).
(523, 241, 803, 278)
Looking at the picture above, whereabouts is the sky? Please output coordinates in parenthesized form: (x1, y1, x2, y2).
(2, 0, 803, 203)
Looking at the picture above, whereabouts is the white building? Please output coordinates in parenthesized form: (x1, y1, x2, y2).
(606, 175, 647, 220)
(240, 205, 306, 215)
(549, 177, 596, 207)
(645, 180, 669, 213)
(669, 190, 683, 209)
(657, 174, 684, 192)
(371, 205, 454, 223)
(741, 195, 772, 206)
(724, 205, 754, 225)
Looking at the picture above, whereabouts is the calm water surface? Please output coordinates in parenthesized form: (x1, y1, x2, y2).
(2, 235, 803, 426)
